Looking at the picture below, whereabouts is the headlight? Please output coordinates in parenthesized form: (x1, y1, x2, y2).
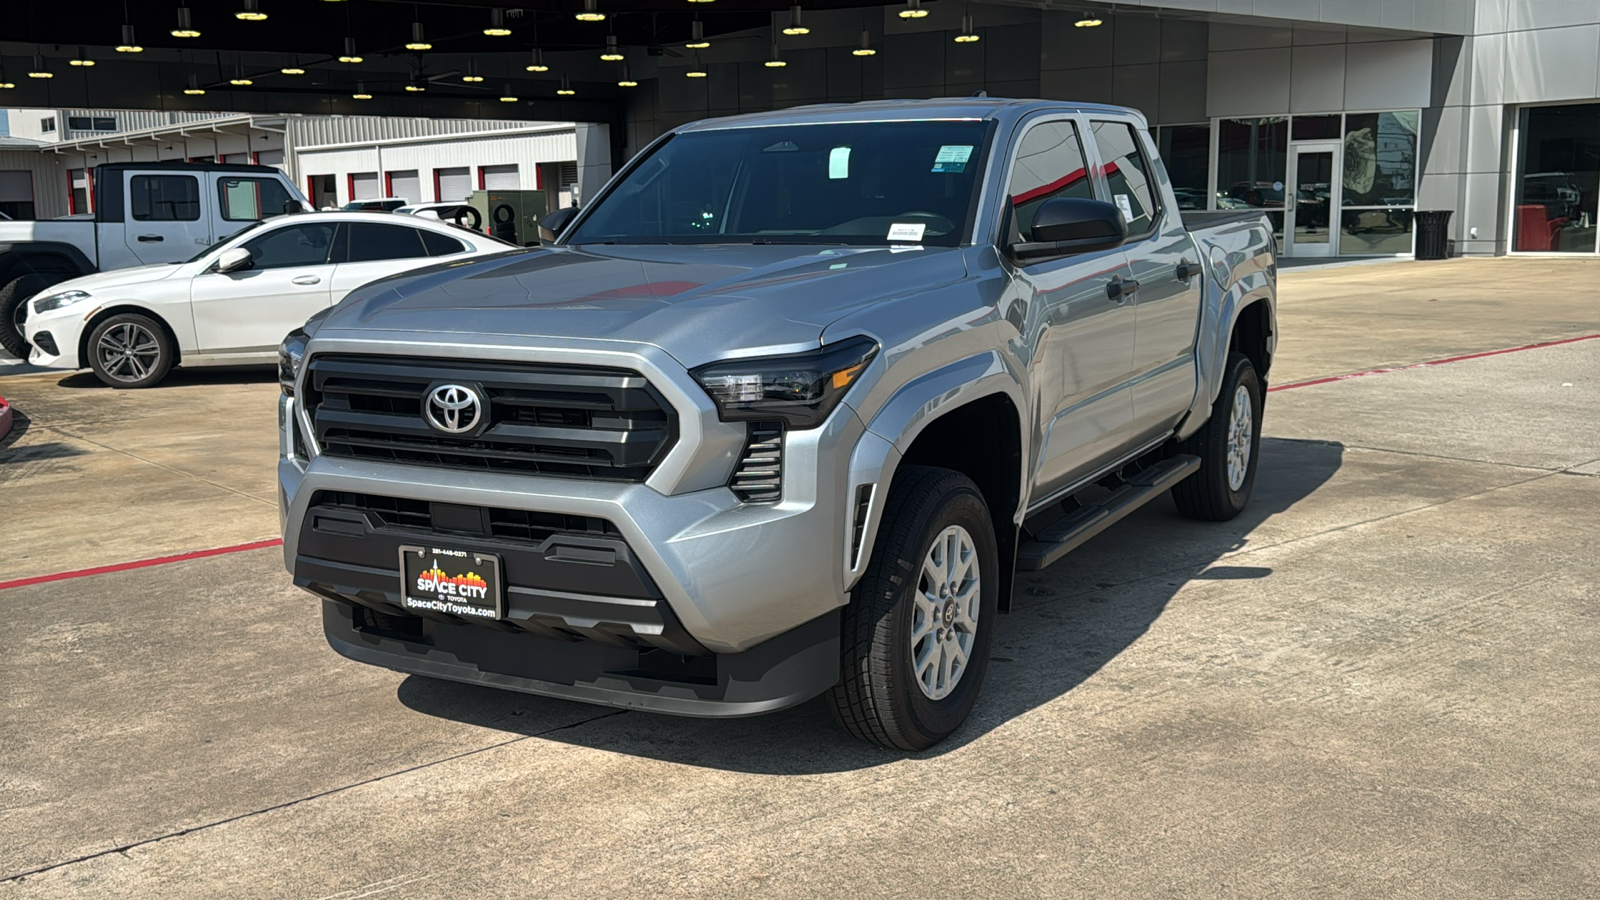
(689, 336, 879, 429)
(33, 290, 91, 313)
(278, 327, 307, 397)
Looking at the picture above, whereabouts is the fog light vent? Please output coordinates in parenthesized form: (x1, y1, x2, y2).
(850, 484, 875, 568)
(730, 421, 784, 503)
(32, 331, 57, 355)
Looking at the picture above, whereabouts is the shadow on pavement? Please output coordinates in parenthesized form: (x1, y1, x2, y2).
(52, 365, 277, 390)
(398, 437, 1345, 773)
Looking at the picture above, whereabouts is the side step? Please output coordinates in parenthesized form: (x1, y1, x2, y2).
(1015, 454, 1201, 571)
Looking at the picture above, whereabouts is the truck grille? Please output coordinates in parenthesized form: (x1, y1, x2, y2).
(304, 355, 675, 481)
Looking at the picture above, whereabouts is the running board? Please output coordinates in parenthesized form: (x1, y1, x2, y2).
(1015, 454, 1201, 571)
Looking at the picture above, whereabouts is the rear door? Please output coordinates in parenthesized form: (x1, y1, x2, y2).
(123, 172, 212, 265)
(329, 221, 440, 302)
(189, 220, 336, 354)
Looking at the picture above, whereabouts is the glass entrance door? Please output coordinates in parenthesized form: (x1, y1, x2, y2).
(1286, 142, 1341, 257)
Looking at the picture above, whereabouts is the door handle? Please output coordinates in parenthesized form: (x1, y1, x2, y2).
(196, 237, 211, 245)
(137, 234, 164, 242)
(292, 275, 322, 285)
(1106, 276, 1140, 302)
(1176, 259, 1197, 281)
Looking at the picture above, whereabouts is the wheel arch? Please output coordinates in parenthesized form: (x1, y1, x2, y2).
(0, 245, 95, 287)
(78, 304, 184, 370)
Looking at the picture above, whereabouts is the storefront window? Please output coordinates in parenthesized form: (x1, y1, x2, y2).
(1216, 117, 1287, 249)
(1513, 104, 1600, 253)
(1157, 124, 1211, 211)
(1337, 111, 1418, 255)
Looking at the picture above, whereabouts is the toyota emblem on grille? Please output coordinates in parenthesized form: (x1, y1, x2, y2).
(423, 383, 484, 435)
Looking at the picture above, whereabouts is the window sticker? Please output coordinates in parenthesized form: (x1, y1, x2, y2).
(931, 144, 974, 173)
(1114, 193, 1135, 223)
(887, 222, 927, 242)
(829, 147, 852, 180)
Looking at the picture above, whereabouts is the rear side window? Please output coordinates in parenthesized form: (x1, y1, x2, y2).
(1091, 121, 1160, 237)
(345, 222, 429, 262)
(219, 177, 295, 221)
(130, 175, 201, 221)
(239, 222, 336, 270)
(1006, 121, 1092, 242)
(420, 230, 468, 256)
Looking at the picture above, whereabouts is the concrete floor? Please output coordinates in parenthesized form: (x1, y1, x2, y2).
(1, 258, 1597, 898)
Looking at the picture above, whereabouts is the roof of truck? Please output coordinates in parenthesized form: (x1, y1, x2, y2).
(676, 97, 1144, 133)
(92, 161, 284, 175)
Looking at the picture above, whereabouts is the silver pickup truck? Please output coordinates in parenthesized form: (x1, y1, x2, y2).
(278, 98, 1276, 750)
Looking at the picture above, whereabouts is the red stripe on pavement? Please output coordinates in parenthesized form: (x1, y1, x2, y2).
(1268, 333, 1600, 393)
(0, 538, 283, 592)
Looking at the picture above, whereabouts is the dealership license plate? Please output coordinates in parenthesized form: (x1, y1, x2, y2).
(399, 544, 504, 620)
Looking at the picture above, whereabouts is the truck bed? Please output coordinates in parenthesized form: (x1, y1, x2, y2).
(1182, 210, 1272, 232)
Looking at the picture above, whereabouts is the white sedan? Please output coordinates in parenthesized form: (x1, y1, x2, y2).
(23, 211, 510, 388)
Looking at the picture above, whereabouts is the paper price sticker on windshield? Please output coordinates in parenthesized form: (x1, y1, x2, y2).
(888, 222, 927, 242)
(1114, 193, 1135, 222)
(932, 145, 974, 173)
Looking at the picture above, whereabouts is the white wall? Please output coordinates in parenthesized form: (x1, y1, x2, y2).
(296, 129, 577, 205)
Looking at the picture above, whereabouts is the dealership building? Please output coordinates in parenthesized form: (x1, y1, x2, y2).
(1, 0, 1598, 258)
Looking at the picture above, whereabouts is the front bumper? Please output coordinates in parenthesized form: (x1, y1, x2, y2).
(25, 309, 85, 369)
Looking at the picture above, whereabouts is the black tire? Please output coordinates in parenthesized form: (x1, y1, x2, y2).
(1171, 351, 1262, 521)
(0, 274, 59, 360)
(828, 466, 1000, 751)
(86, 313, 175, 389)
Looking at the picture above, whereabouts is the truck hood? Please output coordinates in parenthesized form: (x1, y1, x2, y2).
(48, 264, 182, 295)
(324, 244, 967, 365)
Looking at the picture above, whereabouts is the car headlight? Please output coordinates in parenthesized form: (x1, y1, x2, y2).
(33, 290, 91, 314)
(278, 327, 307, 397)
(689, 336, 879, 430)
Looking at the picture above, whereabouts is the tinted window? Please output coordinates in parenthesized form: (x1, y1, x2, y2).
(239, 222, 335, 270)
(1006, 120, 1092, 243)
(218, 177, 296, 221)
(346, 222, 428, 261)
(1092, 121, 1160, 236)
(130, 175, 201, 221)
(420, 230, 468, 256)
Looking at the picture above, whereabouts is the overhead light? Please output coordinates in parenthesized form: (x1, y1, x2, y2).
(28, 55, 53, 79)
(281, 56, 305, 75)
(116, 25, 143, 53)
(617, 65, 637, 87)
(686, 20, 709, 49)
(852, 30, 876, 56)
(171, 5, 201, 38)
(405, 81, 426, 92)
(499, 83, 519, 101)
(764, 41, 785, 68)
(955, 14, 980, 42)
(463, 60, 483, 82)
(338, 37, 362, 64)
(0, 77, 13, 90)
(575, 0, 605, 22)
(353, 81, 372, 99)
(898, 0, 927, 19)
(685, 59, 707, 78)
(406, 22, 431, 50)
(557, 75, 575, 95)
(601, 35, 624, 61)
(1075, 12, 1103, 27)
(484, 8, 511, 36)
(236, 0, 267, 22)
(70, 48, 96, 67)
(687, 0, 714, 5)
(783, 5, 809, 35)
(184, 74, 205, 95)
(230, 65, 253, 85)
(526, 48, 549, 72)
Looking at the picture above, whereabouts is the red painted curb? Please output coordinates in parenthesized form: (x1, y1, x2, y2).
(1268, 332, 1600, 393)
(0, 538, 284, 592)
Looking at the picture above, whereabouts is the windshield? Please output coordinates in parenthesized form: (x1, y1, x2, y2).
(183, 220, 267, 264)
(567, 120, 993, 247)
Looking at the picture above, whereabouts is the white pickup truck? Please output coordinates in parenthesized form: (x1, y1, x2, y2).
(0, 162, 307, 358)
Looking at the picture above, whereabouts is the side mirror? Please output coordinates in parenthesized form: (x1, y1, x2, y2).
(539, 206, 580, 244)
(216, 246, 254, 273)
(1010, 197, 1127, 261)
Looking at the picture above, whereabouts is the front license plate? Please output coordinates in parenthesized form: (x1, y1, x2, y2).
(399, 544, 504, 620)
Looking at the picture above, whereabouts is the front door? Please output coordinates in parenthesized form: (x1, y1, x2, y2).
(190, 220, 336, 355)
(1285, 143, 1341, 258)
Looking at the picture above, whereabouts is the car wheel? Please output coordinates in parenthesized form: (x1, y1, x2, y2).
(87, 313, 174, 389)
(828, 466, 999, 751)
(0, 274, 58, 360)
(1171, 351, 1262, 521)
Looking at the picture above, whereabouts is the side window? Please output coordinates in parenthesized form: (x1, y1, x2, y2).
(130, 175, 201, 222)
(1091, 121, 1160, 237)
(346, 223, 429, 262)
(420, 230, 468, 256)
(239, 223, 336, 270)
(218, 177, 295, 221)
(1006, 120, 1093, 243)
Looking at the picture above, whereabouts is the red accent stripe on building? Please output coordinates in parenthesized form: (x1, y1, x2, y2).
(1268, 333, 1600, 393)
(0, 539, 284, 592)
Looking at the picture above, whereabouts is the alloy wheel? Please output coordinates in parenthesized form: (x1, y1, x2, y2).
(96, 322, 162, 383)
(910, 524, 981, 701)
(1226, 384, 1253, 492)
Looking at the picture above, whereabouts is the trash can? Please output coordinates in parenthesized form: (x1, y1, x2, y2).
(1415, 210, 1453, 259)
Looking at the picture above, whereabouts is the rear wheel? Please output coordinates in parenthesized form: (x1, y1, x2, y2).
(87, 313, 174, 389)
(828, 466, 999, 751)
(1171, 351, 1262, 521)
(0, 274, 60, 360)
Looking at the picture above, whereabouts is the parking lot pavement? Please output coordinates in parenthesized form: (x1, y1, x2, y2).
(2, 259, 1598, 897)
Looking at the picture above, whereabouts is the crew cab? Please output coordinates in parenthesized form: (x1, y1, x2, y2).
(0, 162, 307, 358)
(277, 99, 1277, 750)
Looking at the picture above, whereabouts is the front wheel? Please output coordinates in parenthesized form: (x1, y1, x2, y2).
(1171, 351, 1262, 521)
(87, 313, 175, 388)
(828, 466, 1000, 751)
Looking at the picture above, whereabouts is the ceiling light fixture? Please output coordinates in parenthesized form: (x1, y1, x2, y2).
(687, 0, 714, 5)
(405, 81, 426, 92)
(783, 5, 809, 35)
(70, 48, 96, 67)
(601, 35, 624, 61)
(526, 48, 549, 72)
(28, 55, 53, 79)
(685, 57, 707, 77)
(1075, 11, 1103, 27)
(406, 22, 431, 50)
(499, 83, 518, 101)
(617, 64, 637, 87)
(116, 25, 143, 53)
(463, 59, 483, 82)
(484, 8, 512, 36)
(338, 37, 362, 63)
(171, 5, 201, 37)
(557, 76, 575, 95)
(852, 30, 876, 56)
(230, 64, 252, 85)
(281, 56, 305, 75)
(899, 0, 927, 19)
(686, 20, 709, 49)
(236, 0, 267, 22)
(184, 74, 205, 94)
(955, 13, 979, 41)
(353, 81, 372, 99)
(764, 40, 786, 68)
(575, 0, 605, 22)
